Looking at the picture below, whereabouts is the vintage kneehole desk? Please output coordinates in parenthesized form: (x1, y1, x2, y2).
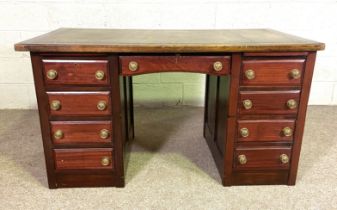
(15, 28, 324, 188)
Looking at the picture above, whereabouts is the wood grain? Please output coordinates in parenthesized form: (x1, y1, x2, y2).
(234, 146, 291, 170)
(50, 121, 112, 144)
(47, 91, 111, 116)
(55, 174, 117, 188)
(288, 52, 317, 185)
(237, 119, 295, 142)
(43, 59, 109, 85)
(239, 90, 300, 115)
(204, 74, 225, 180)
(14, 28, 325, 53)
(231, 171, 289, 185)
(54, 148, 113, 170)
(110, 55, 126, 187)
(120, 56, 230, 76)
(223, 53, 242, 186)
(241, 59, 305, 86)
(30, 53, 57, 188)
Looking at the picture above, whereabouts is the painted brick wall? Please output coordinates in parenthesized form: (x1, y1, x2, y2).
(0, 0, 336, 108)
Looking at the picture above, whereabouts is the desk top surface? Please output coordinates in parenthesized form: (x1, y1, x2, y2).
(15, 28, 325, 53)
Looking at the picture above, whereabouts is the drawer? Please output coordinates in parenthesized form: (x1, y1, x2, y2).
(47, 91, 111, 116)
(50, 121, 112, 144)
(241, 59, 305, 86)
(120, 55, 230, 76)
(234, 146, 291, 170)
(237, 119, 295, 142)
(43, 59, 109, 85)
(54, 148, 113, 170)
(239, 90, 300, 115)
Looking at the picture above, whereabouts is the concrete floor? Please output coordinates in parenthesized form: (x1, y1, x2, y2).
(0, 106, 336, 209)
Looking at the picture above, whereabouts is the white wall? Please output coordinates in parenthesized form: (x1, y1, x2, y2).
(0, 0, 336, 109)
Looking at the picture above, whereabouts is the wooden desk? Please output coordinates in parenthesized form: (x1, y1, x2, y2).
(15, 28, 325, 188)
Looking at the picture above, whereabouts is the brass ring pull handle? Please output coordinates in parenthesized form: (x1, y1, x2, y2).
(99, 129, 110, 139)
(101, 156, 110, 166)
(97, 101, 107, 111)
(243, 99, 253, 110)
(280, 154, 289, 164)
(240, 128, 249, 137)
(50, 100, 61, 111)
(245, 69, 255, 80)
(47, 69, 58, 80)
(282, 127, 293, 137)
(53, 130, 64, 140)
(287, 99, 297, 109)
(213, 61, 223, 72)
(129, 61, 138, 71)
(238, 154, 247, 165)
(290, 69, 301, 79)
(95, 70, 105, 80)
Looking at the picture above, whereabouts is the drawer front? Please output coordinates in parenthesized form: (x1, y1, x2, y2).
(51, 121, 112, 144)
(239, 90, 300, 115)
(120, 56, 230, 76)
(234, 146, 291, 169)
(237, 119, 295, 142)
(241, 59, 305, 86)
(43, 59, 109, 85)
(54, 148, 113, 170)
(47, 91, 111, 116)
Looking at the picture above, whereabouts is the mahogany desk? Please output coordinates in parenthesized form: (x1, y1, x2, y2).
(15, 28, 325, 188)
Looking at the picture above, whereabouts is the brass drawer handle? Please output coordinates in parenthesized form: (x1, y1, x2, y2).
(290, 69, 301, 79)
(129, 61, 138, 71)
(47, 69, 58, 80)
(97, 101, 107, 111)
(240, 128, 249, 137)
(101, 156, 110, 166)
(213, 61, 223, 72)
(53, 130, 64, 140)
(280, 154, 289, 164)
(245, 69, 255, 80)
(242, 99, 253, 109)
(99, 129, 110, 139)
(287, 99, 297, 109)
(238, 154, 247, 165)
(95, 70, 105, 80)
(282, 127, 293, 137)
(50, 100, 61, 111)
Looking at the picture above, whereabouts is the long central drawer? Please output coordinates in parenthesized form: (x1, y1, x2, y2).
(120, 55, 231, 76)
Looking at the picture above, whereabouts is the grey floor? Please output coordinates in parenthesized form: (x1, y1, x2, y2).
(0, 106, 336, 209)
